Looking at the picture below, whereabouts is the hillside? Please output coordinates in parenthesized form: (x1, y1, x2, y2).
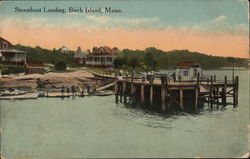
(14, 45, 248, 69)
(117, 47, 248, 69)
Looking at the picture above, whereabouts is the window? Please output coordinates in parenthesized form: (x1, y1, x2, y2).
(3, 42, 8, 49)
(193, 68, 197, 76)
(183, 70, 188, 76)
(107, 57, 113, 62)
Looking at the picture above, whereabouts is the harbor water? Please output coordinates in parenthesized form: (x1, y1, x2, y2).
(0, 70, 249, 158)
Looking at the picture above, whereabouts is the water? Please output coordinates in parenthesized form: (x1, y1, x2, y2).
(0, 70, 249, 158)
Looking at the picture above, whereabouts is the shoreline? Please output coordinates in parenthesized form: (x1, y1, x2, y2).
(0, 70, 100, 89)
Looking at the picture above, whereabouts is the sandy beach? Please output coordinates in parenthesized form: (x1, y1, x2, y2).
(0, 70, 96, 89)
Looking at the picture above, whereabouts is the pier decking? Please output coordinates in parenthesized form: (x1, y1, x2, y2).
(94, 72, 239, 111)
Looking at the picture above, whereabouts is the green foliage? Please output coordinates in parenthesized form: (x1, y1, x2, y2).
(14, 44, 73, 65)
(1, 66, 24, 74)
(0, 64, 7, 72)
(114, 48, 248, 70)
(55, 61, 67, 70)
(144, 52, 157, 71)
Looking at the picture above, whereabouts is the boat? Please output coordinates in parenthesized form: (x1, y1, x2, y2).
(0, 92, 39, 100)
(0, 89, 26, 96)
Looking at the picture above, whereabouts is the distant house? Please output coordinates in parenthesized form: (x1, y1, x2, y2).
(86, 46, 119, 67)
(175, 62, 202, 81)
(73, 47, 87, 65)
(59, 46, 71, 54)
(0, 37, 26, 66)
(25, 62, 45, 74)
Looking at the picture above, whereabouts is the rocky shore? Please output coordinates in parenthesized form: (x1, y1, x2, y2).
(0, 70, 98, 89)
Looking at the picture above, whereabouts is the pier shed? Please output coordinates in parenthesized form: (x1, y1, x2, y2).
(175, 62, 202, 82)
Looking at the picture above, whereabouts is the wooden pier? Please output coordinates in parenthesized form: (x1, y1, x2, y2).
(113, 74, 239, 111)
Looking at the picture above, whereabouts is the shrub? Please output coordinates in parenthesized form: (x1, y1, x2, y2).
(55, 61, 67, 70)
(1, 65, 25, 74)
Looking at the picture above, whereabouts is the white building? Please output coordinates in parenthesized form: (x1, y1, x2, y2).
(0, 37, 26, 66)
(59, 46, 71, 54)
(175, 62, 202, 81)
(85, 46, 119, 67)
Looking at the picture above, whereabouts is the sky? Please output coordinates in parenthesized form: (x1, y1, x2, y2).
(0, 0, 249, 58)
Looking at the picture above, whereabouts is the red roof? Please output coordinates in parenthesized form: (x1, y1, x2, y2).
(176, 61, 196, 68)
(0, 37, 12, 44)
(25, 62, 45, 68)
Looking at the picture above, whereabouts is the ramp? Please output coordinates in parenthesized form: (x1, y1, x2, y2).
(97, 82, 116, 91)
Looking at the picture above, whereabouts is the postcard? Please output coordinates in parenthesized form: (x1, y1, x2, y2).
(0, 0, 249, 158)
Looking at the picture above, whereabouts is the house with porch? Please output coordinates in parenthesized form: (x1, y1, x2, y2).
(85, 46, 119, 67)
(0, 37, 26, 66)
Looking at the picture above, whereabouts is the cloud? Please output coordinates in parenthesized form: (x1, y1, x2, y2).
(213, 15, 227, 23)
(86, 15, 111, 23)
(85, 15, 159, 26)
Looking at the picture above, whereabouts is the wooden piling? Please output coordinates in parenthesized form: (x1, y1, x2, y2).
(195, 86, 199, 109)
(209, 76, 214, 107)
(141, 84, 145, 104)
(165, 79, 168, 109)
(222, 76, 227, 106)
(179, 86, 184, 109)
(149, 76, 154, 105)
(115, 73, 118, 104)
(197, 73, 200, 86)
(123, 81, 127, 103)
(233, 76, 239, 107)
(120, 85, 123, 103)
(150, 84, 153, 105)
(236, 76, 239, 105)
(161, 78, 166, 111)
(216, 86, 219, 106)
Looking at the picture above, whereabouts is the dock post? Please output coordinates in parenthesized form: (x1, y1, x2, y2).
(161, 76, 166, 111)
(115, 73, 118, 104)
(222, 76, 227, 106)
(123, 81, 127, 104)
(165, 78, 168, 110)
(195, 86, 199, 109)
(210, 76, 214, 108)
(150, 75, 153, 106)
(236, 76, 239, 105)
(141, 84, 145, 104)
(233, 76, 239, 107)
(130, 73, 134, 103)
(216, 86, 219, 108)
(197, 73, 200, 86)
(179, 86, 184, 109)
(120, 84, 123, 103)
(214, 75, 216, 82)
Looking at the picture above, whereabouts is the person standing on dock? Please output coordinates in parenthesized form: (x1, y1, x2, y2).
(67, 86, 70, 95)
(61, 85, 65, 96)
(71, 85, 76, 96)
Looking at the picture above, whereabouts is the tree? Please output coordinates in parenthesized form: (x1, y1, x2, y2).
(144, 52, 157, 71)
(55, 61, 67, 70)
